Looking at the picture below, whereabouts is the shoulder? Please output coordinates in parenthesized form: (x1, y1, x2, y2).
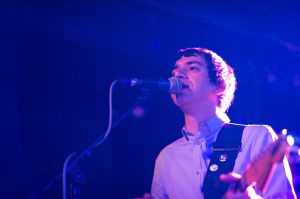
(155, 137, 186, 162)
(228, 123, 277, 140)
(158, 137, 185, 154)
(242, 124, 278, 142)
(234, 123, 278, 158)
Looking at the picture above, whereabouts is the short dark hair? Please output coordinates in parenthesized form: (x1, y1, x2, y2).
(177, 47, 236, 112)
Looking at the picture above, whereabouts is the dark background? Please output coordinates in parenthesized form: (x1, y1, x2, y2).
(1, 0, 300, 198)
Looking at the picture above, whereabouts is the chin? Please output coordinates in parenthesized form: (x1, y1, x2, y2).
(171, 94, 190, 108)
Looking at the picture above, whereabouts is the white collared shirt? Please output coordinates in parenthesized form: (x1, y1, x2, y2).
(151, 114, 296, 199)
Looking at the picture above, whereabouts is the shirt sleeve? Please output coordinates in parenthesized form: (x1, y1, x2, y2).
(151, 153, 169, 199)
(250, 125, 297, 199)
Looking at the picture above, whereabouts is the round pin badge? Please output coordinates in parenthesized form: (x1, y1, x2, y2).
(209, 164, 219, 172)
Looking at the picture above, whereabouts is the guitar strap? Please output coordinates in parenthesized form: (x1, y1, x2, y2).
(202, 123, 244, 199)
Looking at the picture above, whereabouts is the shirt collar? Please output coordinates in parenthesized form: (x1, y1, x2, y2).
(181, 112, 230, 142)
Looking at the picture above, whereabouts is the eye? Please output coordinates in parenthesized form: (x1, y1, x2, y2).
(189, 66, 201, 72)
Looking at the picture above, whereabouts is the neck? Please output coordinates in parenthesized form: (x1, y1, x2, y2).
(182, 101, 219, 135)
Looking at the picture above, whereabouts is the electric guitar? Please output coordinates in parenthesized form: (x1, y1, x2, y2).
(222, 134, 289, 193)
(244, 134, 289, 191)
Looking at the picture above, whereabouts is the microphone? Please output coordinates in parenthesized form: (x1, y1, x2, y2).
(119, 76, 182, 94)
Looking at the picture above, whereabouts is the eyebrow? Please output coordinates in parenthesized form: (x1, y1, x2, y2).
(174, 61, 205, 68)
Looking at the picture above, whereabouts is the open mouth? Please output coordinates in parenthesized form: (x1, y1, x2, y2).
(182, 84, 189, 89)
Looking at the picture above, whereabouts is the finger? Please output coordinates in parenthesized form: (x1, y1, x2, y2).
(143, 192, 151, 199)
(220, 172, 242, 183)
(246, 186, 263, 199)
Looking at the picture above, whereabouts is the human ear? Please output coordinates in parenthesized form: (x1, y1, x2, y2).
(214, 85, 225, 94)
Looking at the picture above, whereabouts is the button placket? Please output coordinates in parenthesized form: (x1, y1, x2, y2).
(198, 140, 202, 176)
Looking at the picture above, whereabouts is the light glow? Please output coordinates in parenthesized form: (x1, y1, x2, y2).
(281, 128, 288, 135)
(286, 135, 295, 147)
(132, 106, 145, 118)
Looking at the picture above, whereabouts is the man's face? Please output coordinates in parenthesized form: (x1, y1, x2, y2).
(171, 55, 217, 110)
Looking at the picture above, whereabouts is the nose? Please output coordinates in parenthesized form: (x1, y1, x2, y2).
(173, 68, 187, 79)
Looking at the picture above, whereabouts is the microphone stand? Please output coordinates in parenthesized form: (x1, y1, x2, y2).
(31, 85, 153, 199)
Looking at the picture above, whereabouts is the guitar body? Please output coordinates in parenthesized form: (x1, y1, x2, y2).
(243, 135, 288, 192)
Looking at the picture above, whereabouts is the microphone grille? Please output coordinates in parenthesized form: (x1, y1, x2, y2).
(168, 76, 182, 94)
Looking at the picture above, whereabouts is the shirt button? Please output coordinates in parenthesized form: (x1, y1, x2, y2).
(196, 171, 200, 175)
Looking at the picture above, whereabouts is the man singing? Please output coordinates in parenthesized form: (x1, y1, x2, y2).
(151, 47, 296, 198)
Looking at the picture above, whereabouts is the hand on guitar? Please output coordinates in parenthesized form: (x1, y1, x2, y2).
(220, 172, 262, 199)
(220, 134, 290, 199)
